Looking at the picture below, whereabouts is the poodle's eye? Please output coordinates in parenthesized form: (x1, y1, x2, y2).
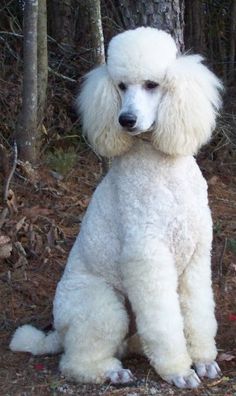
(118, 82, 127, 91)
(144, 81, 159, 90)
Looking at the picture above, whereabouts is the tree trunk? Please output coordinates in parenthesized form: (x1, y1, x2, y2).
(80, 0, 106, 65)
(16, 0, 38, 163)
(37, 0, 48, 128)
(84, 0, 109, 173)
(229, 0, 236, 82)
(185, 0, 205, 55)
(86, 0, 105, 64)
(47, 0, 76, 47)
(116, 0, 185, 52)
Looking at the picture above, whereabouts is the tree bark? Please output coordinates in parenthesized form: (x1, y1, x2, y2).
(47, 0, 76, 47)
(79, 0, 105, 65)
(37, 0, 48, 128)
(84, 0, 109, 173)
(16, 0, 38, 163)
(116, 0, 185, 52)
(185, 0, 205, 54)
(85, 0, 105, 64)
(229, 0, 236, 82)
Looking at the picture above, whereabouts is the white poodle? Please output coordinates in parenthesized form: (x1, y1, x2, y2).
(10, 27, 223, 389)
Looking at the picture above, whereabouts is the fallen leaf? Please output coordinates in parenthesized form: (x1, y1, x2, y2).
(14, 241, 27, 257)
(77, 198, 90, 208)
(0, 235, 12, 258)
(0, 235, 10, 245)
(218, 352, 235, 361)
(22, 205, 52, 219)
(231, 263, 236, 271)
(16, 216, 26, 232)
(208, 175, 219, 186)
(7, 189, 18, 213)
(206, 376, 229, 387)
(34, 363, 45, 371)
(47, 226, 56, 247)
(228, 314, 236, 321)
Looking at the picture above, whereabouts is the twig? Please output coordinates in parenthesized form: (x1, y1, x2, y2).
(48, 67, 76, 83)
(0, 31, 23, 38)
(0, 0, 15, 13)
(4, 140, 17, 202)
(100, 381, 111, 394)
(219, 237, 227, 288)
(0, 143, 10, 176)
(145, 368, 152, 388)
(82, 134, 103, 161)
(0, 208, 9, 230)
(0, 36, 21, 61)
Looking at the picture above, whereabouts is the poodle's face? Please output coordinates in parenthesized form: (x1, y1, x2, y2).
(117, 81, 162, 134)
(79, 27, 222, 158)
(108, 28, 177, 137)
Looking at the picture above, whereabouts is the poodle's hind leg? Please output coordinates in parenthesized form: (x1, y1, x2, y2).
(58, 277, 134, 384)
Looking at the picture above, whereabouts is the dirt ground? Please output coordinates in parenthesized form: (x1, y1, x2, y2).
(0, 147, 235, 396)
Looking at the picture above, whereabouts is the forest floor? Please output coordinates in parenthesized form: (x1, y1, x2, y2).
(0, 146, 235, 396)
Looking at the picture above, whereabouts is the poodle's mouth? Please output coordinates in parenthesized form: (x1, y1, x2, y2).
(126, 128, 140, 136)
(126, 122, 155, 136)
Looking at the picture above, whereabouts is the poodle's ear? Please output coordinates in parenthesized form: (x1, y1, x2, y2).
(77, 65, 133, 157)
(153, 55, 223, 156)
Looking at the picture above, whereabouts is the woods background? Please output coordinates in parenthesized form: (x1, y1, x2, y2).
(0, 0, 235, 167)
(0, 2, 236, 395)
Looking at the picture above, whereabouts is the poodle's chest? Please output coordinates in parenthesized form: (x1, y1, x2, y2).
(162, 184, 209, 271)
(71, 161, 210, 288)
(167, 212, 199, 273)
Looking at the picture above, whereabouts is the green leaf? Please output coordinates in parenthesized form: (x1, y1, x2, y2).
(227, 239, 236, 255)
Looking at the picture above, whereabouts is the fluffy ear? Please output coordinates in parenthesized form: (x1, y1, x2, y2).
(77, 65, 133, 157)
(153, 55, 223, 156)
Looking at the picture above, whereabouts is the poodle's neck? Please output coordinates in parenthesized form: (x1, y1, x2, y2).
(134, 133, 183, 161)
(127, 138, 191, 166)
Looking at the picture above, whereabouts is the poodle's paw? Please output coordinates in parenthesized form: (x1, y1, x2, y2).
(194, 361, 221, 379)
(165, 369, 201, 389)
(106, 368, 136, 384)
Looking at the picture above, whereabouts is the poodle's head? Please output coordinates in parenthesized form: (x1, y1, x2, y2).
(78, 27, 222, 157)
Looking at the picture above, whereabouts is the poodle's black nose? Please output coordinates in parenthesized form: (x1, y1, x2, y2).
(119, 113, 137, 129)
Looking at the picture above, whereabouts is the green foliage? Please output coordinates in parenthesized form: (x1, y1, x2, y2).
(46, 147, 77, 175)
(213, 221, 222, 235)
(227, 239, 236, 255)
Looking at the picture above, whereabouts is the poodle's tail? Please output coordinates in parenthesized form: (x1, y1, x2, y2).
(9, 324, 63, 355)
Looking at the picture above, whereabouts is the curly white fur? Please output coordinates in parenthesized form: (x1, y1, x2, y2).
(153, 55, 222, 156)
(10, 27, 222, 389)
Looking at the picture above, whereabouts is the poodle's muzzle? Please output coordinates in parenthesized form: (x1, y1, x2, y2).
(118, 111, 155, 136)
(119, 112, 137, 130)
(118, 84, 161, 134)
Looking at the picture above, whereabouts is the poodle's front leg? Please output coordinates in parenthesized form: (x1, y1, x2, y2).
(179, 246, 221, 379)
(120, 239, 200, 388)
